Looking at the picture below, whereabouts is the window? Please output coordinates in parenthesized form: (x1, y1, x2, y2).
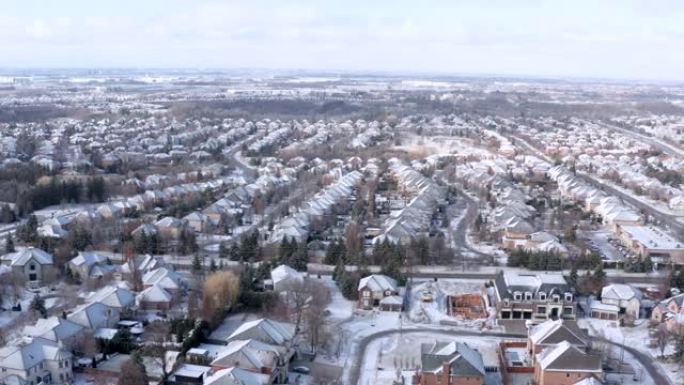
(552, 295, 560, 303)
(30, 264, 36, 271)
(537, 306, 546, 314)
(564, 293, 573, 302)
(514, 292, 522, 301)
(29, 273, 37, 281)
(524, 292, 532, 301)
(539, 292, 547, 301)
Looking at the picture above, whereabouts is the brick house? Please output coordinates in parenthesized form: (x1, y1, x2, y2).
(533, 341, 603, 385)
(414, 341, 485, 385)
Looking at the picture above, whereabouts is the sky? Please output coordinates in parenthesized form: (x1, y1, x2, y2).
(2, 0, 684, 81)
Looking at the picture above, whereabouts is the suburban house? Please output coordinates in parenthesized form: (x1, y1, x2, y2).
(0, 338, 73, 385)
(651, 293, 684, 323)
(224, 319, 295, 358)
(67, 302, 120, 330)
(486, 272, 576, 321)
(136, 284, 173, 311)
(652, 293, 684, 333)
(210, 339, 288, 384)
(183, 211, 211, 233)
(22, 317, 85, 347)
(501, 217, 535, 249)
(204, 367, 270, 385)
(1, 247, 55, 288)
(166, 363, 211, 385)
(266, 264, 304, 292)
(67, 252, 111, 280)
(414, 341, 485, 385)
(533, 341, 603, 385)
(142, 267, 183, 295)
(527, 319, 588, 356)
(599, 284, 642, 322)
(589, 301, 620, 321)
(154, 216, 188, 239)
(357, 274, 399, 310)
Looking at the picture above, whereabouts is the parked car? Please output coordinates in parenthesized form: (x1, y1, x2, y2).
(292, 366, 310, 374)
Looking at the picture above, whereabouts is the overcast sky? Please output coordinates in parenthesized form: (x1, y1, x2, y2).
(2, 0, 684, 81)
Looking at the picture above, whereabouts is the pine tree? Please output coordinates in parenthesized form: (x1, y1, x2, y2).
(5, 234, 14, 254)
(30, 295, 47, 318)
(292, 243, 308, 272)
(192, 254, 202, 274)
(218, 242, 228, 259)
(228, 243, 241, 261)
(209, 258, 217, 272)
(333, 260, 345, 281)
(569, 266, 579, 287)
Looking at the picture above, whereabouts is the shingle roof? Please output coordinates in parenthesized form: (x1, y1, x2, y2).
(536, 341, 602, 372)
(358, 274, 398, 292)
(4, 247, 53, 266)
(227, 319, 294, 345)
(529, 319, 588, 347)
(420, 341, 485, 377)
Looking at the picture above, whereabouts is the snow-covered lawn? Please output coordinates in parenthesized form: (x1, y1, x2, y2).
(358, 333, 503, 385)
(323, 277, 354, 322)
(578, 318, 675, 385)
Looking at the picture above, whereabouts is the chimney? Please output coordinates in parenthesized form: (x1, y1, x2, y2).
(441, 361, 450, 380)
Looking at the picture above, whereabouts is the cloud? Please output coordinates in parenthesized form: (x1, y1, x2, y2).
(1, 0, 683, 81)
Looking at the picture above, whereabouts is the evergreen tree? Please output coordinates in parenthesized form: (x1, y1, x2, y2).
(568, 266, 579, 287)
(209, 258, 217, 272)
(0, 204, 15, 223)
(292, 243, 308, 272)
(191, 254, 202, 274)
(18, 214, 39, 243)
(30, 295, 47, 318)
(5, 234, 15, 254)
(218, 242, 228, 259)
(333, 260, 345, 281)
(228, 243, 241, 261)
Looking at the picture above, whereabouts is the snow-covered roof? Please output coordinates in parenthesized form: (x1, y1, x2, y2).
(2, 247, 53, 266)
(601, 284, 642, 302)
(226, 319, 294, 345)
(358, 274, 398, 293)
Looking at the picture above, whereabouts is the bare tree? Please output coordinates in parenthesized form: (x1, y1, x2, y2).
(117, 354, 148, 385)
(7, 271, 26, 305)
(202, 271, 241, 324)
(71, 330, 99, 357)
(127, 262, 144, 292)
(304, 281, 331, 352)
(656, 323, 670, 358)
(282, 278, 328, 338)
(139, 324, 178, 382)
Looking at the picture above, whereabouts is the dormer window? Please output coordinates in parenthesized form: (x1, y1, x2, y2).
(524, 292, 532, 301)
(539, 292, 547, 301)
(513, 292, 522, 301)
(564, 293, 573, 302)
(552, 294, 560, 303)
